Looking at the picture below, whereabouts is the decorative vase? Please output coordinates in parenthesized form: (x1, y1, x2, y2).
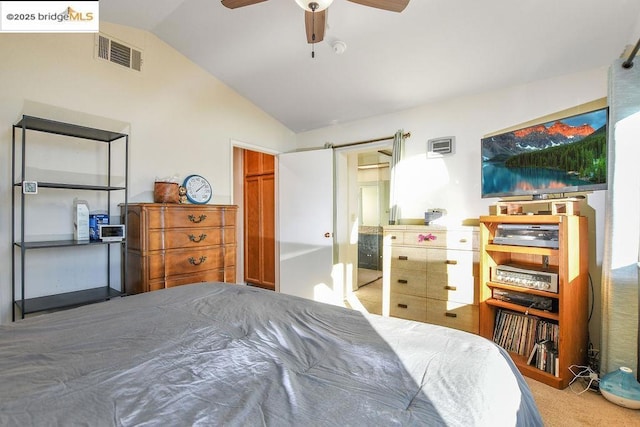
(599, 367, 640, 409)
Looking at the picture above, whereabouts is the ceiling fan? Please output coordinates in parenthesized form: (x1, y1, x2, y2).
(221, 1, 409, 53)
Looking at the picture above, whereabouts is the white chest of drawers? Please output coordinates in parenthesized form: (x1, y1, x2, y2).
(382, 225, 479, 334)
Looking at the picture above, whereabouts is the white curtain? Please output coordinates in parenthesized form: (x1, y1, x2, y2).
(388, 130, 405, 225)
(600, 58, 640, 376)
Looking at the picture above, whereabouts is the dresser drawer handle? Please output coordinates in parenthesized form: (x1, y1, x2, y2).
(189, 233, 207, 243)
(390, 235, 397, 240)
(398, 256, 408, 261)
(188, 256, 207, 266)
(444, 285, 457, 291)
(445, 312, 457, 318)
(445, 260, 458, 265)
(460, 238, 468, 243)
(418, 233, 437, 243)
(188, 214, 207, 223)
(397, 303, 408, 309)
(397, 279, 408, 284)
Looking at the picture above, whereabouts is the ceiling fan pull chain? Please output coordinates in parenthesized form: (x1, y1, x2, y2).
(311, 2, 317, 58)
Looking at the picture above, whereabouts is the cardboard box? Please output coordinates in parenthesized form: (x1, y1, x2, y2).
(89, 213, 109, 241)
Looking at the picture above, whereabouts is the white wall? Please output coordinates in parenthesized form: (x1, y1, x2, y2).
(0, 22, 295, 324)
(297, 67, 607, 221)
(296, 66, 609, 349)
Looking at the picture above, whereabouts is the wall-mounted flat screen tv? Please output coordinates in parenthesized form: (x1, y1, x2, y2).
(481, 107, 608, 199)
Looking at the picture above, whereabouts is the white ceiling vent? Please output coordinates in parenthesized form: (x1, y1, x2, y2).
(427, 137, 455, 158)
(95, 33, 142, 72)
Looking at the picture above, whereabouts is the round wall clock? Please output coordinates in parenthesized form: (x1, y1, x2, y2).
(183, 174, 212, 204)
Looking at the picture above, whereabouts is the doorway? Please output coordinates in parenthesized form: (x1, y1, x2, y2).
(232, 141, 390, 311)
(232, 145, 277, 291)
(351, 148, 391, 315)
(243, 150, 276, 290)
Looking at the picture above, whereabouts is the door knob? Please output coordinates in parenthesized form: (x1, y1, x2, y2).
(324, 232, 332, 238)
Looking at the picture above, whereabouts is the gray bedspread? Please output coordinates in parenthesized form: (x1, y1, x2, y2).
(0, 282, 542, 426)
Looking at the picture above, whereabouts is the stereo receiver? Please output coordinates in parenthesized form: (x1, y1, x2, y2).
(491, 264, 559, 293)
(492, 288, 556, 312)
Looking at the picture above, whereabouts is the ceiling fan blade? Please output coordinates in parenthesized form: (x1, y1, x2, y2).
(347, 0, 409, 12)
(221, 0, 268, 9)
(304, 9, 326, 44)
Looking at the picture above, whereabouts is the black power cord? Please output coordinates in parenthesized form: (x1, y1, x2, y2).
(586, 272, 600, 388)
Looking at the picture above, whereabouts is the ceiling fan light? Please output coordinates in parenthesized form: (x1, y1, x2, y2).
(295, 0, 334, 12)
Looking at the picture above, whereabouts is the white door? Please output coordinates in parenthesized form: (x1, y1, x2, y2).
(278, 149, 336, 303)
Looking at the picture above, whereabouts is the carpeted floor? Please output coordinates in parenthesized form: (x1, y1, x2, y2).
(526, 376, 639, 425)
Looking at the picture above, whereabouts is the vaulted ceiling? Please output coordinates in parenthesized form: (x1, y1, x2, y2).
(101, 0, 640, 133)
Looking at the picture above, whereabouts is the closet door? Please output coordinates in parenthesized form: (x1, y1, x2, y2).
(244, 150, 275, 290)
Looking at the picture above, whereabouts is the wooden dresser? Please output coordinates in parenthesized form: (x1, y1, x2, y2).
(123, 203, 237, 294)
(382, 225, 480, 334)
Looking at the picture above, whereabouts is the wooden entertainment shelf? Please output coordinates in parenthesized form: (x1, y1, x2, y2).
(493, 197, 583, 216)
(478, 214, 589, 389)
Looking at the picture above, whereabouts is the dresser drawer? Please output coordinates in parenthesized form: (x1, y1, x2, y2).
(426, 275, 477, 305)
(161, 208, 234, 229)
(384, 231, 405, 245)
(402, 230, 446, 247)
(147, 244, 234, 279)
(389, 268, 426, 297)
(444, 230, 478, 251)
(389, 247, 426, 271)
(426, 248, 477, 274)
(165, 270, 227, 288)
(426, 299, 479, 334)
(387, 228, 477, 250)
(404, 230, 477, 250)
(426, 249, 478, 304)
(148, 253, 166, 281)
(389, 293, 427, 323)
(148, 228, 225, 250)
(164, 247, 224, 276)
(224, 245, 236, 266)
(148, 250, 224, 280)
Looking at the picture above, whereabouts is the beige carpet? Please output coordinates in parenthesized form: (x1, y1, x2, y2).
(526, 377, 639, 425)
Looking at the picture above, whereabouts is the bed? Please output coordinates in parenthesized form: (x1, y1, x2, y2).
(0, 282, 543, 426)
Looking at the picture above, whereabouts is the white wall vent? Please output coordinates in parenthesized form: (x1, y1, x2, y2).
(427, 137, 455, 158)
(95, 33, 142, 71)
